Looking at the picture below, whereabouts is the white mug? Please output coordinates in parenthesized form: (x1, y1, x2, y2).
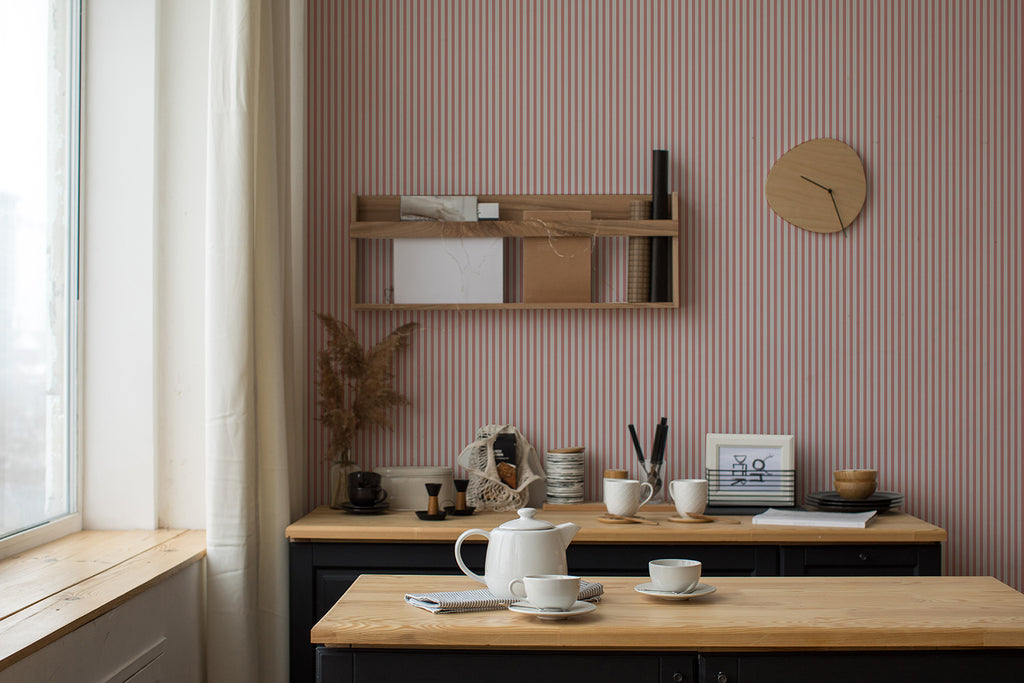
(669, 478, 708, 517)
(604, 478, 654, 517)
(508, 574, 580, 611)
(650, 558, 702, 593)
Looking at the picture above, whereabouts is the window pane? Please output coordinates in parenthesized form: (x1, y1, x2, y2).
(0, 0, 77, 538)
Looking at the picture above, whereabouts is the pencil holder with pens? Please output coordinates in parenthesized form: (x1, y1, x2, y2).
(629, 418, 670, 503)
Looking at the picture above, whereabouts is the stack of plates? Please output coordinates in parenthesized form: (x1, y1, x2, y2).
(545, 448, 586, 504)
(804, 491, 904, 513)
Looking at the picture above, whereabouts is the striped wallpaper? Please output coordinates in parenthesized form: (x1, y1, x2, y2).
(306, 0, 1022, 590)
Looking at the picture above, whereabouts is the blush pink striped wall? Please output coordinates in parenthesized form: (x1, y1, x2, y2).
(306, 0, 1022, 589)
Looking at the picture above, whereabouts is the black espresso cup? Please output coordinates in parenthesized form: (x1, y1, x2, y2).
(349, 471, 381, 488)
(349, 486, 387, 507)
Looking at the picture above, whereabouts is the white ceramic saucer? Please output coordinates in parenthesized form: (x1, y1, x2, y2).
(507, 600, 597, 620)
(634, 582, 717, 600)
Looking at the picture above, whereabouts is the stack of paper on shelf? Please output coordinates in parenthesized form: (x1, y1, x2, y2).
(752, 508, 877, 528)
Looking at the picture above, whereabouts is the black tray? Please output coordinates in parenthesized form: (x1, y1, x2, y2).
(443, 505, 476, 516)
(804, 490, 903, 512)
(340, 501, 390, 514)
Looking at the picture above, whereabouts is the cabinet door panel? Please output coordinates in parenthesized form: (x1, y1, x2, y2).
(780, 545, 937, 576)
(568, 545, 778, 576)
(660, 654, 700, 683)
(700, 651, 1024, 683)
(312, 542, 486, 571)
(351, 651, 663, 683)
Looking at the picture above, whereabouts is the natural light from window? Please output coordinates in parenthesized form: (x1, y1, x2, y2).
(0, 0, 78, 540)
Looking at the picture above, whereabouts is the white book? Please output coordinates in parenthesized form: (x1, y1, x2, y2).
(751, 508, 877, 528)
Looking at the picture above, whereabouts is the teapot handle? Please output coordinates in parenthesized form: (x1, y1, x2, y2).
(454, 528, 489, 584)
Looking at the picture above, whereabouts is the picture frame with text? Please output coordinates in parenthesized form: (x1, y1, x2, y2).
(705, 433, 795, 507)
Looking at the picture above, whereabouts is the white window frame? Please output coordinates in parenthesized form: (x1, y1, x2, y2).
(0, 0, 213, 560)
(0, 0, 83, 561)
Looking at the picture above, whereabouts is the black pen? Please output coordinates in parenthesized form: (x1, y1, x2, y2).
(628, 424, 647, 472)
(651, 417, 668, 465)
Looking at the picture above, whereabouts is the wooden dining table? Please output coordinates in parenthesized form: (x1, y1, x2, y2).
(311, 574, 1024, 683)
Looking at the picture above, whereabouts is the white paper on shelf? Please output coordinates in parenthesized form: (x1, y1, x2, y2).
(752, 508, 877, 528)
(393, 237, 504, 304)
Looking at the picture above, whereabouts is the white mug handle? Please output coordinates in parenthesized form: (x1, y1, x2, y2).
(638, 482, 654, 507)
(508, 578, 527, 600)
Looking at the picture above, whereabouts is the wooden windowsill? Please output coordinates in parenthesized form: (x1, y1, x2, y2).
(0, 528, 206, 671)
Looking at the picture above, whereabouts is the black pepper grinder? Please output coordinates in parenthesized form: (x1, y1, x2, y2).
(425, 483, 442, 516)
(453, 479, 469, 511)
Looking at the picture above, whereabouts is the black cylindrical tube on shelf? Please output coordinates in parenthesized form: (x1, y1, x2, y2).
(650, 149, 671, 302)
(652, 149, 669, 219)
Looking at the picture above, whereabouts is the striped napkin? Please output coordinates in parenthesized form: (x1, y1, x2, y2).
(405, 580, 604, 614)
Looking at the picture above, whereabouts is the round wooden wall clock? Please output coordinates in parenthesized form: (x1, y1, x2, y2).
(764, 138, 866, 235)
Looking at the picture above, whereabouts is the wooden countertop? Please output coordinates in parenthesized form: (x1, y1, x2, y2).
(287, 506, 946, 544)
(311, 574, 1024, 652)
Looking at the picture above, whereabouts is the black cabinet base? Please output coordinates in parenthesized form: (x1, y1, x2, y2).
(780, 544, 941, 576)
(294, 540, 942, 682)
(317, 648, 1022, 683)
(700, 650, 1024, 683)
(317, 648, 692, 683)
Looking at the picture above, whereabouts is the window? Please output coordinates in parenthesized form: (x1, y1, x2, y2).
(0, 0, 79, 545)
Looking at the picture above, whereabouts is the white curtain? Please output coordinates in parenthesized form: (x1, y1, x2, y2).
(204, 1, 306, 681)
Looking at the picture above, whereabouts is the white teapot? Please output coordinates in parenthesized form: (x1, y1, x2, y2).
(454, 508, 581, 599)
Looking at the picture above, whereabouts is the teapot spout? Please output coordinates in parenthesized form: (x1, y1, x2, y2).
(554, 522, 581, 549)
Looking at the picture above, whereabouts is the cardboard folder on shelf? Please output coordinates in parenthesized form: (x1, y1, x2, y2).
(521, 210, 592, 303)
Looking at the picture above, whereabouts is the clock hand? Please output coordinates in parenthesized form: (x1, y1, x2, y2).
(827, 190, 848, 238)
(800, 175, 831, 192)
(801, 175, 848, 238)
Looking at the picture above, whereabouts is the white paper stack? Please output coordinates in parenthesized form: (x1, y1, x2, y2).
(752, 508, 877, 528)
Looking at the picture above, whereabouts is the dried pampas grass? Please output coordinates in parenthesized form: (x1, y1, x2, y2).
(316, 314, 418, 462)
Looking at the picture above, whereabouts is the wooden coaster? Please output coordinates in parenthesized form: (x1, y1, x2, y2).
(667, 516, 711, 524)
(597, 515, 640, 524)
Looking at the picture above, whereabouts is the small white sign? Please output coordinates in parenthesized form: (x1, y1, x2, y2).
(705, 433, 795, 506)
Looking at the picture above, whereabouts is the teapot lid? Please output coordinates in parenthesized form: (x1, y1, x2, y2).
(498, 508, 554, 530)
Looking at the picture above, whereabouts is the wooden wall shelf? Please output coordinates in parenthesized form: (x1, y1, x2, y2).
(349, 193, 680, 310)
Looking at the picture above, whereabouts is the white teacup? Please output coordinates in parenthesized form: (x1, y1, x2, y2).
(669, 478, 708, 517)
(604, 478, 654, 517)
(508, 574, 580, 611)
(649, 558, 702, 593)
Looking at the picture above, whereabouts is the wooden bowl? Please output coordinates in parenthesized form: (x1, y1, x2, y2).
(833, 469, 877, 482)
(834, 480, 877, 500)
